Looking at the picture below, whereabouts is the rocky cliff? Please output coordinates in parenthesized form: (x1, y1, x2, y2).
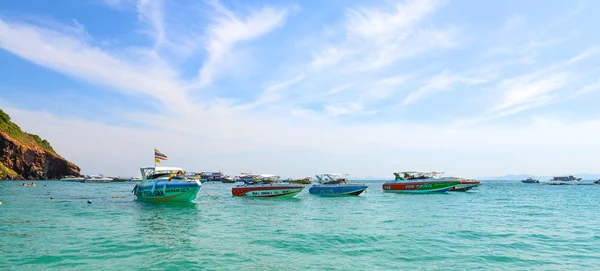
(0, 109, 80, 180)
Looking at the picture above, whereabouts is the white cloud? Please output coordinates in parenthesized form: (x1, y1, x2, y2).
(250, 73, 307, 107)
(197, 2, 291, 87)
(245, 0, 456, 112)
(402, 71, 486, 105)
(491, 74, 566, 113)
(324, 102, 364, 116)
(310, 47, 346, 71)
(136, 0, 166, 48)
(345, 0, 439, 41)
(344, 0, 455, 70)
(575, 79, 600, 96)
(0, 19, 191, 111)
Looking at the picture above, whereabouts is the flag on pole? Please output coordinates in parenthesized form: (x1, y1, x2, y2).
(154, 149, 168, 161)
(154, 158, 161, 164)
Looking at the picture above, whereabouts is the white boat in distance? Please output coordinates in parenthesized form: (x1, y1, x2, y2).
(60, 175, 84, 182)
(82, 175, 112, 183)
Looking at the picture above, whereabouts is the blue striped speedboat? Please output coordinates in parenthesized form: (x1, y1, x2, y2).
(309, 174, 367, 196)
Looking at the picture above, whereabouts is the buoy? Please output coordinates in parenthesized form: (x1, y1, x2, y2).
(0, 201, 3, 205)
(111, 196, 117, 198)
(50, 196, 55, 200)
(87, 200, 92, 204)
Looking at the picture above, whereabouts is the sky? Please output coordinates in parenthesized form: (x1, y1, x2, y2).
(1, 0, 600, 179)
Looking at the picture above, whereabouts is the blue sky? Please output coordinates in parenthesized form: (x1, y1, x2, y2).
(1, 0, 600, 179)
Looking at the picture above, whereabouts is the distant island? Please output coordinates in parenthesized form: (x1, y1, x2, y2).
(0, 109, 80, 180)
(479, 174, 600, 181)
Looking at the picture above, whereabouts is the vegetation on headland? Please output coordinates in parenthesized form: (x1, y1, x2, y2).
(0, 109, 55, 153)
(0, 162, 18, 179)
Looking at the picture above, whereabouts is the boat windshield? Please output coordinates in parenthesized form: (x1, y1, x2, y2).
(315, 174, 350, 184)
(141, 167, 186, 180)
(393, 171, 444, 181)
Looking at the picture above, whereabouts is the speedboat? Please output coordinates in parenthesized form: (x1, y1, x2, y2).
(82, 175, 113, 183)
(382, 171, 460, 193)
(129, 177, 143, 182)
(446, 177, 482, 191)
(547, 175, 582, 185)
(222, 176, 236, 183)
(111, 177, 129, 182)
(60, 175, 84, 182)
(551, 175, 582, 181)
(522, 177, 539, 183)
(132, 167, 201, 203)
(232, 174, 304, 198)
(309, 174, 367, 196)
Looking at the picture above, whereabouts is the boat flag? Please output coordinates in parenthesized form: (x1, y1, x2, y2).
(154, 149, 168, 161)
(154, 158, 161, 164)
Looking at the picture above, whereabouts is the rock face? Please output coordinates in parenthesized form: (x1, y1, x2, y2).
(0, 109, 80, 180)
(0, 131, 80, 180)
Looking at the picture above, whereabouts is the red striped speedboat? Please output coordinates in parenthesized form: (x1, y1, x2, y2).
(232, 174, 304, 198)
(383, 171, 460, 193)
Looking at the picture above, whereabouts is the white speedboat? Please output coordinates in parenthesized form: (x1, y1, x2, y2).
(60, 175, 84, 182)
(82, 175, 112, 183)
(546, 175, 582, 185)
(132, 167, 201, 203)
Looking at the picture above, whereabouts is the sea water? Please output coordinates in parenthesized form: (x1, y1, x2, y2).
(1, 180, 599, 270)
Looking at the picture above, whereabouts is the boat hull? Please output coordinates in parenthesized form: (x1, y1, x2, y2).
(309, 184, 367, 196)
(134, 182, 201, 203)
(61, 178, 84, 182)
(82, 179, 112, 183)
(232, 184, 304, 198)
(522, 180, 539, 183)
(450, 181, 481, 192)
(382, 180, 460, 193)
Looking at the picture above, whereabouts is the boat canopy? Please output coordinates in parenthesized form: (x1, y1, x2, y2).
(239, 174, 280, 184)
(140, 167, 186, 179)
(393, 171, 444, 181)
(315, 173, 350, 184)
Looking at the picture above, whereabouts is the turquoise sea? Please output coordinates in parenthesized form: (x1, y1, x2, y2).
(1, 180, 599, 270)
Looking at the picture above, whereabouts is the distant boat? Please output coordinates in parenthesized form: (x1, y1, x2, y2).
(309, 174, 367, 196)
(132, 167, 201, 203)
(546, 175, 582, 185)
(551, 175, 582, 181)
(82, 175, 112, 183)
(382, 171, 460, 193)
(112, 177, 129, 182)
(129, 177, 143, 182)
(197, 171, 227, 182)
(232, 174, 304, 198)
(287, 177, 312, 184)
(522, 177, 539, 183)
(60, 175, 84, 182)
(222, 176, 236, 183)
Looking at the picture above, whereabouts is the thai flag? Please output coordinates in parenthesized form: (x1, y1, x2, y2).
(154, 149, 168, 160)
